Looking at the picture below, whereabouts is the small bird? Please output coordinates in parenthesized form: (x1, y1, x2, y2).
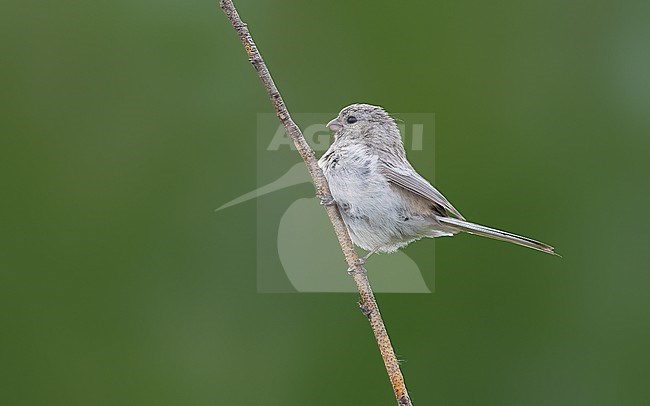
(318, 103, 556, 263)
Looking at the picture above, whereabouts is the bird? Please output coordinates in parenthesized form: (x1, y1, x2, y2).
(317, 103, 557, 264)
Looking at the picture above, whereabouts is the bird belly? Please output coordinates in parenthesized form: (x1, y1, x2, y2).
(318, 144, 455, 253)
(320, 154, 443, 253)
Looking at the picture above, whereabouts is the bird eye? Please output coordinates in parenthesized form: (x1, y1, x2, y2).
(346, 116, 358, 124)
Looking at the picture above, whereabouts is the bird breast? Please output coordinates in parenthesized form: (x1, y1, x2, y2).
(318, 144, 387, 209)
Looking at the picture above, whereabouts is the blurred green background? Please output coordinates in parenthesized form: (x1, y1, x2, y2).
(1, 0, 649, 404)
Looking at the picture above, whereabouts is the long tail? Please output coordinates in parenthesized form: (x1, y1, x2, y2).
(437, 217, 557, 256)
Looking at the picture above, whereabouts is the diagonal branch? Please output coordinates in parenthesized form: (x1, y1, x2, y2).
(218, 1, 413, 404)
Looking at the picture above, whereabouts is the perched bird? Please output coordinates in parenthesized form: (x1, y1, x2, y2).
(318, 103, 556, 263)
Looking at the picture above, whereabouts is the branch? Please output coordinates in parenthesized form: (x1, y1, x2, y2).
(218, 1, 413, 404)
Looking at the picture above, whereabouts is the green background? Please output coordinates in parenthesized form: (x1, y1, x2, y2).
(1, 0, 649, 405)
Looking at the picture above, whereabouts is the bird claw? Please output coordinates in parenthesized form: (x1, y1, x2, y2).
(358, 300, 372, 319)
(347, 265, 364, 275)
(347, 251, 375, 275)
(319, 195, 336, 206)
(357, 250, 376, 266)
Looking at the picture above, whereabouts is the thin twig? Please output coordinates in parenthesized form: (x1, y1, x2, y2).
(218, 1, 413, 404)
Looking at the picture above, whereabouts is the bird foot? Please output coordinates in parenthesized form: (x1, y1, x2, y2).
(358, 250, 376, 265)
(347, 251, 375, 275)
(319, 195, 336, 206)
(348, 264, 367, 275)
(358, 300, 372, 319)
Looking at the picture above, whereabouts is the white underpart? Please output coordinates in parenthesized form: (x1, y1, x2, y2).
(318, 142, 452, 253)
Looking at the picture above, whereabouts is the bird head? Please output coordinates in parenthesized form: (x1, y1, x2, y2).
(326, 104, 400, 145)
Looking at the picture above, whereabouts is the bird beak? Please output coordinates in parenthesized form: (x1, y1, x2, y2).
(326, 117, 342, 132)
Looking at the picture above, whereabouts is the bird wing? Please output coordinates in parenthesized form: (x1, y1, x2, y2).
(380, 161, 465, 220)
